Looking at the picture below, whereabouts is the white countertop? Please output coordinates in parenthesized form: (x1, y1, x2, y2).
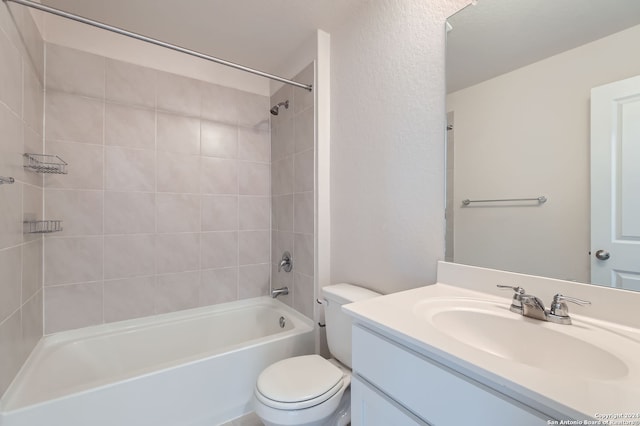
(343, 282, 640, 421)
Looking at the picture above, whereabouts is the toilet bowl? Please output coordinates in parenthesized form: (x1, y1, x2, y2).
(253, 284, 381, 426)
(254, 356, 351, 426)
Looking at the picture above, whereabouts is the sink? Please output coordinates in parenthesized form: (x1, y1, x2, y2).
(415, 299, 629, 380)
(344, 280, 640, 418)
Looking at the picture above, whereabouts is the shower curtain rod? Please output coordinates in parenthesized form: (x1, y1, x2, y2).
(4, 0, 313, 91)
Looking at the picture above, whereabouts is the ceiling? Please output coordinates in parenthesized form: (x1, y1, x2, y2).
(37, 0, 640, 93)
(41, 0, 369, 75)
(446, 0, 640, 93)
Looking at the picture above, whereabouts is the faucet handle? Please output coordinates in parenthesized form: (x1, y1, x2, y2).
(548, 294, 591, 325)
(496, 285, 525, 294)
(496, 285, 525, 314)
(278, 251, 292, 273)
(552, 294, 591, 306)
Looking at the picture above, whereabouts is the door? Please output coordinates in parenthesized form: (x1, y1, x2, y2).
(591, 75, 640, 290)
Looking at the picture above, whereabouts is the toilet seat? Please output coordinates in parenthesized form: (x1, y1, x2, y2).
(255, 378, 345, 410)
(255, 355, 346, 410)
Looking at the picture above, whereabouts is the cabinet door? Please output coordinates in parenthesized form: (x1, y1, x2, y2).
(352, 376, 429, 426)
(353, 325, 551, 426)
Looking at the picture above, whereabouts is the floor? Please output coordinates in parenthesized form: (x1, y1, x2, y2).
(220, 412, 264, 426)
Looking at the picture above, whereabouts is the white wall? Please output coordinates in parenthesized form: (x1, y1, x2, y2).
(330, 0, 468, 295)
(447, 24, 640, 283)
(41, 14, 269, 95)
(269, 32, 317, 97)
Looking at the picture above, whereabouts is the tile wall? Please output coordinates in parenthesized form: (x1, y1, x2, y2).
(43, 43, 272, 334)
(0, 3, 45, 396)
(270, 64, 315, 318)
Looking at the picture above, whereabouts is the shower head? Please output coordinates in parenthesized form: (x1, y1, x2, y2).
(270, 100, 289, 116)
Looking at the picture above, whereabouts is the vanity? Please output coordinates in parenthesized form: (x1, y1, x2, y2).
(343, 262, 640, 425)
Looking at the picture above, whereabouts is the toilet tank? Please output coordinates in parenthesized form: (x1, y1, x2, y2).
(322, 284, 381, 368)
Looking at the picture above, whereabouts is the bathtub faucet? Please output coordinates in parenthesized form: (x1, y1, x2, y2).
(278, 251, 292, 273)
(271, 287, 289, 298)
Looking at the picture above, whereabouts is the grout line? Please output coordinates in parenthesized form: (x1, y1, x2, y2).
(40, 42, 47, 336)
(153, 72, 159, 229)
(19, 231, 24, 322)
(236, 138, 241, 301)
(101, 59, 106, 326)
(197, 115, 203, 307)
(0, 305, 21, 329)
(152, 71, 158, 315)
(42, 281, 103, 297)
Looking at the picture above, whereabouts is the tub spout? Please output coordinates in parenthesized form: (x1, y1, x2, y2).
(271, 287, 289, 298)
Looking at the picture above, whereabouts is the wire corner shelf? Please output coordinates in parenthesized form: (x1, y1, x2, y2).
(24, 153, 68, 174)
(24, 220, 63, 234)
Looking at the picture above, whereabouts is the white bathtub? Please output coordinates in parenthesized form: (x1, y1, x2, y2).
(0, 297, 315, 426)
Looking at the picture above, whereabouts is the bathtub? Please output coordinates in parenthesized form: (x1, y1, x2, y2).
(0, 297, 315, 426)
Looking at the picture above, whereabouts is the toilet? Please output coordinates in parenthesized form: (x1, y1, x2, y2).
(253, 284, 381, 426)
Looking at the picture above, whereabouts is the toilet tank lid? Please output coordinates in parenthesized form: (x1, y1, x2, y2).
(322, 284, 381, 305)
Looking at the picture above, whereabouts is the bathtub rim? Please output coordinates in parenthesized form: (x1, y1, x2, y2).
(47, 296, 312, 344)
(1, 296, 315, 413)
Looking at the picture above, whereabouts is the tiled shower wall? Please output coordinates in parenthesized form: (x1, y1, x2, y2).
(0, 5, 44, 395)
(270, 64, 315, 319)
(43, 43, 272, 334)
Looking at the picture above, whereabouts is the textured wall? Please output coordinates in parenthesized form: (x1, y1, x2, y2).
(330, 0, 468, 294)
(42, 43, 272, 334)
(0, 2, 44, 397)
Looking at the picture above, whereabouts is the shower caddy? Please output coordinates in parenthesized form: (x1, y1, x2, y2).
(22, 153, 67, 234)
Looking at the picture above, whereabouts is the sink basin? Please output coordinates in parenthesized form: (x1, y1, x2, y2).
(344, 281, 640, 418)
(415, 299, 629, 380)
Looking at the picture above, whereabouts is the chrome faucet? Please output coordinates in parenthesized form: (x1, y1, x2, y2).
(547, 294, 592, 324)
(496, 285, 525, 314)
(497, 285, 590, 325)
(271, 286, 289, 298)
(278, 251, 292, 273)
(521, 294, 549, 321)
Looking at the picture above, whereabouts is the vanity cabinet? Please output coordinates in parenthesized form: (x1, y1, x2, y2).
(351, 325, 551, 426)
(352, 376, 427, 426)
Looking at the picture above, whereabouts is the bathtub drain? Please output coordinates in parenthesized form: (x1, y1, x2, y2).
(279, 316, 286, 328)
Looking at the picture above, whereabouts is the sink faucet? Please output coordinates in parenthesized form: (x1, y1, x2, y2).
(497, 285, 591, 325)
(521, 294, 548, 321)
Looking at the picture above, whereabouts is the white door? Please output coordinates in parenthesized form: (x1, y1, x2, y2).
(591, 75, 640, 290)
